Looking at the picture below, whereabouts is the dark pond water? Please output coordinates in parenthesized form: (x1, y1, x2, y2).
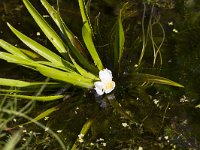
(0, 0, 200, 149)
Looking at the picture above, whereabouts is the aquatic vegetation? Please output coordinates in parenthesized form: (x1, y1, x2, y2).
(0, 0, 185, 149)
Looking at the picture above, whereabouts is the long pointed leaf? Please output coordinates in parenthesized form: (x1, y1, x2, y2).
(129, 73, 184, 87)
(0, 39, 30, 60)
(0, 52, 37, 70)
(36, 65, 94, 88)
(41, 0, 98, 74)
(23, 0, 68, 59)
(114, 9, 124, 66)
(78, 0, 103, 70)
(0, 78, 60, 87)
(19, 106, 59, 126)
(82, 23, 103, 70)
(7, 23, 68, 68)
(0, 94, 64, 101)
(68, 52, 99, 80)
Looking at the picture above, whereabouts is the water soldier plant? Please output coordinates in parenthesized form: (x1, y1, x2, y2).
(0, 0, 184, 149)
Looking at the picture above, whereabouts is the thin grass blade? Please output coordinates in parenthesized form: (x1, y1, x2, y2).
(128, 73, 184, 87)
(19, 106, 59, 126)
(114, 9, 124, 67)
(1, 94, 64, 101)
(0, 78, 61, 88)
(2, 130, 22, 150)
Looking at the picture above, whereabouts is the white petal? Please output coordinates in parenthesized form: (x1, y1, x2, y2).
(99, 68, 113, 83)
(104, 81, 115, 94)
(94, 81, 104, 95)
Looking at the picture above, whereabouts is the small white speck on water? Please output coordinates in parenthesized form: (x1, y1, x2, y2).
(90, 142, 94, 146)
(168, 21, 173, 26)
(56, 130, 62, 133)
(173, 28, 178, 33)
(138, 146, 143, 150)
(164, 136, 169, 140)
(43, 15, 49, 18)
(78, 134, 84, 143)
(122, 123, 129, 127)
(79, 138, 84, 143)
(180, 95, 189, 103)
(99, 138, 104, 141)
(153, 99, 159, 106)
(36, 32, 40, 36)
(44, 117, 49, 120)
(134, 64, 138, 67)
(168, 59, 172, 63)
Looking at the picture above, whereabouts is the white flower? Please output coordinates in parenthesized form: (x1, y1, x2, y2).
(94, 68, 115, 95)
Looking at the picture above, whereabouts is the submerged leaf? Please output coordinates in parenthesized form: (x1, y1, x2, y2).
(128, 73, 184, 87)
(19, 106, 59, 126)
(2, 130, 22, 150)
(114, 9, 125, 67)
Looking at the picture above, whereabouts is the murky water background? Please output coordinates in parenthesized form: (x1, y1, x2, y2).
(0, 0, 200, 149)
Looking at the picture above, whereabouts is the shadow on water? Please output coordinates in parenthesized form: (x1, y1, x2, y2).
(0, 0, 200, 149)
